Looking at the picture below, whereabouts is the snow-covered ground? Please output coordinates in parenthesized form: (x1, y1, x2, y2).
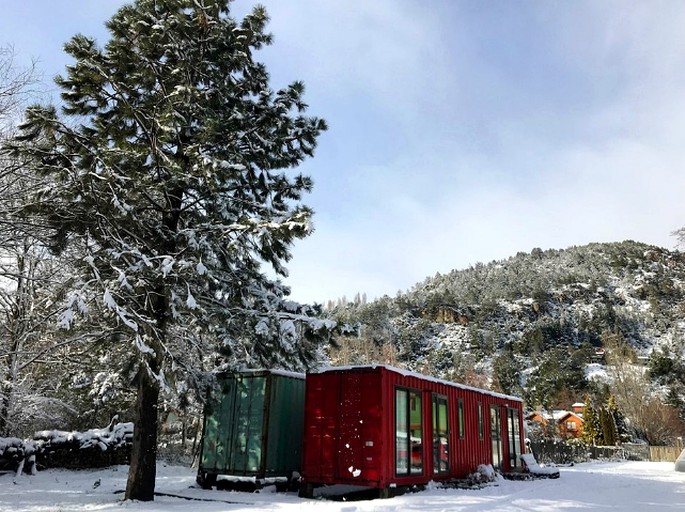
(2, 460, 685, 511)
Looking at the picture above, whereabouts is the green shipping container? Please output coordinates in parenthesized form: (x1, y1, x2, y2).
(197, 370, 305, 488)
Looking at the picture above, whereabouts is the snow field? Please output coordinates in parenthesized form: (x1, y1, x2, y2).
(2, 460, 685, 511)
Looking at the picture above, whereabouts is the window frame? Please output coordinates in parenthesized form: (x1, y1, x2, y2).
(432, 393, 449, 475)
(507, 407, 521, 469)
(477, 402, 484, 440)
(490, 404, 503, 469)
(395, 387, 424, 477)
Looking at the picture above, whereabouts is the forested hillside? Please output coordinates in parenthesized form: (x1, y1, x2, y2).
(329, 240, 685, 441)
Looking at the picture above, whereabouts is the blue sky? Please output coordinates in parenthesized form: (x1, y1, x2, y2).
(3, 0, 685, 304)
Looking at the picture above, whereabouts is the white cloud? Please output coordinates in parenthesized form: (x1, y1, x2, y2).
(5, 0, 685, 304)
(246, 2, 685, 303)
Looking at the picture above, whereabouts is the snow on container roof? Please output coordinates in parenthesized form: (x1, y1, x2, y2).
(312, 364, 523, 403)
(218, 368, 305, 380)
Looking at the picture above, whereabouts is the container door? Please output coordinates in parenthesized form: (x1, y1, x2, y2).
(200, 392, 224, 472)
(303, 374, 339, 481)
(200, 377, 237, 473)
(231, 375, 266, 474)
(338, 372, 382, 482)
(431, 394, 449, 475)
(490, 405, 503, 470)
(217, 378, 238, 472)
(265, 375, 305, 476)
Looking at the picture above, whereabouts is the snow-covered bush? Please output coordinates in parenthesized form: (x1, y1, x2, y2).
(468, 464, 499, 484)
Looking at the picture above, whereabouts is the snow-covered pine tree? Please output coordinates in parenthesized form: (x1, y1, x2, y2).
(9, 0, 330, 501)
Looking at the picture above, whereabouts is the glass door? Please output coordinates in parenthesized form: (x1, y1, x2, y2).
(395, 388, 423, 476)
(507, 408, 522, 469)
(432, 394, 449, 475)
(490, 405, 502, 470)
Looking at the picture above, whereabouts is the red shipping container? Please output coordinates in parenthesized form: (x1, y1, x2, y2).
(300, 365, 524, 497)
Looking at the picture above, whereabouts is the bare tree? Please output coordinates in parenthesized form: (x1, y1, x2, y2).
(640, 398, 685, 446)
(0, 46, 90, 436)
(0, 46, 37, 137)
(330, 334, 399, 367)
(605, 331, 685, 444)
(0, 46, 43, 435)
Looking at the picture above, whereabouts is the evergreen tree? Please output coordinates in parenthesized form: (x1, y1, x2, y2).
(9, 0, 329, 501)
(599, 405, 617, 446)
(582, 395, 603, 445)
(601, 395, 625, 446)
(524, 346, 589, 408)
(492, 346, 522, 396)
(603, 394, 622, 445)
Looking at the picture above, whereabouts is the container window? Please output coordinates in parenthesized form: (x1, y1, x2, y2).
(478, 402, 483, 440)
(395, 389, 408, 474)
(490, 405, 502, 469)
(458, 399, 464, 439)
(395, 388, 423, 476)
(432, 395, 449, 475)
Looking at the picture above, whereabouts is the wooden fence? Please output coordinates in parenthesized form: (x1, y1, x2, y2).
(648, 445, 683, 462)
(530, 440, 683, 465)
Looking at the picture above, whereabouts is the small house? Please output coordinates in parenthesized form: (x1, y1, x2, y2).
(525, 405, 584, 439)
(557, 411, 584, 439)
(299, 365, 525, 497)
(571, 402, 585, 414)
(526, 410, 550, 427)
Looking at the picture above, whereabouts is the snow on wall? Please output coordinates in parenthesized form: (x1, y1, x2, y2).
(0, 422, 133, 474)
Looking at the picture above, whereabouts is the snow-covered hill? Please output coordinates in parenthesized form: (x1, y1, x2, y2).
(330, 241, 685, 410)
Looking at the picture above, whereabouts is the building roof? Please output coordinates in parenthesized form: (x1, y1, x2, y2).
(526, 409, 584, 423)
(557, 411, 584, 422)
(218, 368, 305, 380)
(313, 364, 523, 403)
(552, 410, 568, 421)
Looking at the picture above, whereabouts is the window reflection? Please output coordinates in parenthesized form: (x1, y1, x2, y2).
(395, 388, 423, 475)
(432, 395, 448, 474)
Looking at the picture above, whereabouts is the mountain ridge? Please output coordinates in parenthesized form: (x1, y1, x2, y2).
(329, 240, 685, 412)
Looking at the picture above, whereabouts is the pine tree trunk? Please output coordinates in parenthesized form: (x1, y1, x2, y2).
(126, 286, 168, 502)
(125, 360, 161, 501)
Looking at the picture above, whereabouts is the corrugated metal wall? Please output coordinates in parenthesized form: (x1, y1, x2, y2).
(302, 372, 340, 480)
(264, 374, 305, 476)
(302, 366, 524, 489)
(199, 371, 305, 479)
(338, 371, 383, 483)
